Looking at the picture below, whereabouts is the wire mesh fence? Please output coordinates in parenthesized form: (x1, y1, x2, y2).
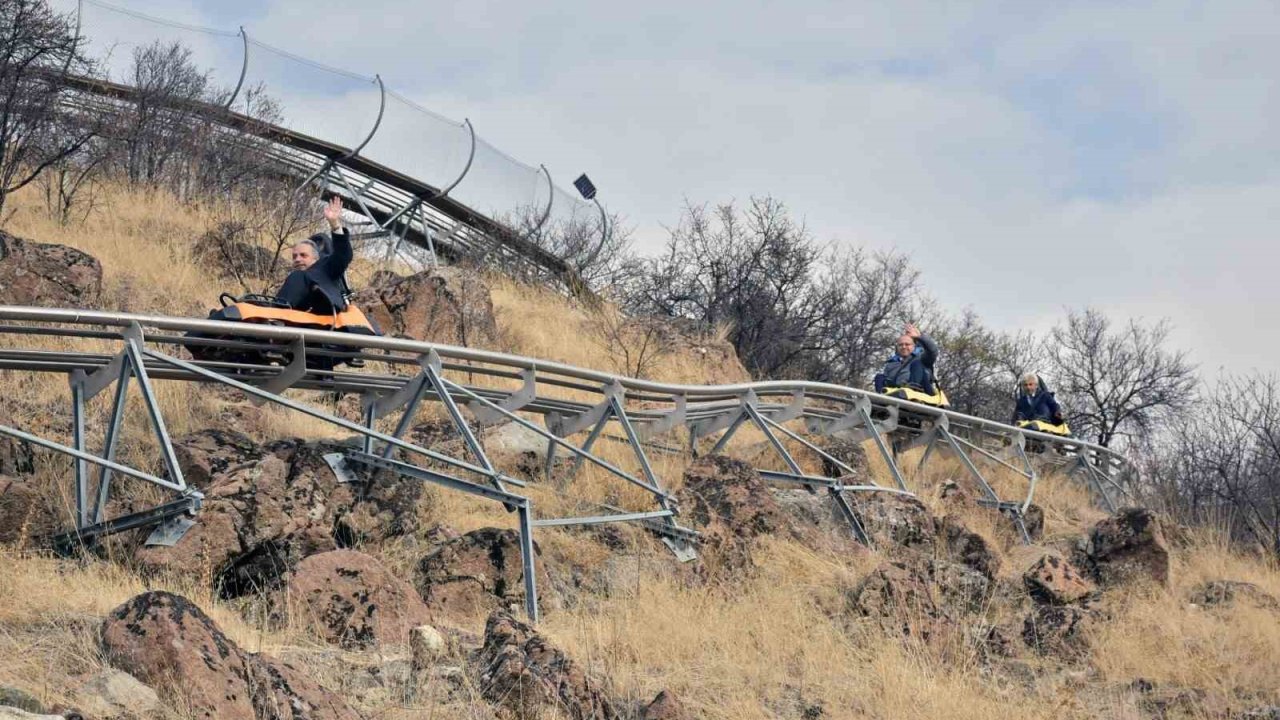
(54, 0, 601, 281)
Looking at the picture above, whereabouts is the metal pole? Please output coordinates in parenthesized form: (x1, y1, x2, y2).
(70, 375, 88, 529)
(92, 357, 132, 524)
(517, 501, 539, 623)
(856, 404, 907, 491)
(124, 334, 185, 490)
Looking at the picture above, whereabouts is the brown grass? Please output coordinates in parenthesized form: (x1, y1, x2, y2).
(2, 180, 1279, 719)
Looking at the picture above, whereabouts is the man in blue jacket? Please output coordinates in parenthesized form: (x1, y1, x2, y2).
(1012, 374, 1064, 425)
(275, 196, 352, 314)
(874, 323, 939, 394)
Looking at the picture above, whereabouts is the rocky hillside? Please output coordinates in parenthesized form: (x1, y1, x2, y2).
(1, 183, 1278, 720)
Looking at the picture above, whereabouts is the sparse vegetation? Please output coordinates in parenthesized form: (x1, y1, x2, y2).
(1, 180, 1278, 720)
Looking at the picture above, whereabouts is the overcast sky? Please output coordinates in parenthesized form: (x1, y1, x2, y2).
(70, 0, 1280, 375)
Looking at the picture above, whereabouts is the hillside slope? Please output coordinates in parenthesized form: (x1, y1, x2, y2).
(0, 183, 1278, 720)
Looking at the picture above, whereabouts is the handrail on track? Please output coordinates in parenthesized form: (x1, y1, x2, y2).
(0, 306, 1132, 471)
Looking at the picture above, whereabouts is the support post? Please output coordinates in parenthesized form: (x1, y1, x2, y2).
(70, 373, 88, 530)
(518, 501, 539, 623)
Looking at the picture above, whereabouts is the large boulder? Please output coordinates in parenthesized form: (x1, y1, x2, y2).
(100, 591, 358, 720)
(1085, 507, 1171, 588)
(937, 516, 1001, 580)
(169, 429, 263, 491)
(134, 437, 422, 597)
(286, 550, 433, 650)
(815, 437, 869, 480)
(1023, 554, 1095, 605)
(352, 267, 497, 347)
(1022, 604, 1091, 658)
(193, 223, 279, 283)
(846, 561, 942, 639)
(477, 612, 620, 720)
(415, 528, 542, 620)
(677, 455, 784, 576)
(0, 231, 102, 307)
(851, 491, 936, 552)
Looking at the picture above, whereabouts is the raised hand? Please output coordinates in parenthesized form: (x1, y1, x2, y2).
(905, 322, 921, 338)
(323, 196, 343, 230)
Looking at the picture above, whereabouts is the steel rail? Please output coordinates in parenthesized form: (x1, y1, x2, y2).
(0, 306, 1133, 472)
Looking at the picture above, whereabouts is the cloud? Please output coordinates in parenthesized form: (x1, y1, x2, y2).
(68, 0, 1280, 375)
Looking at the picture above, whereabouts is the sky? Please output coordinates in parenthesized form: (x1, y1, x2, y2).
(62, 0, 1280, 376)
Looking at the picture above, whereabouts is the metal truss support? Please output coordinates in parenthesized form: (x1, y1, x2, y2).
(1067, 456, 1120, 514)
(855, 400, 908, 491)
(54, 324, 195, 549)
(345, 451, 538, 621)
(926, 422, 1032, 544)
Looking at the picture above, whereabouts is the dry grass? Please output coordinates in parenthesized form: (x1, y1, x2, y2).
(3, 180, 1279, 719)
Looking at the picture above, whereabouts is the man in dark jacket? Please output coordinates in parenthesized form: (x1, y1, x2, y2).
(1012, 374, 1064, 425)
(874, 323, 939, 394)
(275, 196, 352, 314)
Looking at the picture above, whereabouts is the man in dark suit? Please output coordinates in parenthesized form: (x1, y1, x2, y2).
(275, 196, 352, 314)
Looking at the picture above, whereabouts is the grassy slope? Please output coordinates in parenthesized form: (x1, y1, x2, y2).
(1, 183, 1278, 719)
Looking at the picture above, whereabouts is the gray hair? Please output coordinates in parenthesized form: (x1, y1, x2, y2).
(293, 238, 320, 254)
(1021, 373, 1039, 385)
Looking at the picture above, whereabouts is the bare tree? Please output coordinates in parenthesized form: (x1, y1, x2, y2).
(586, 306, 677, 379)
(807, 247, 922, 387)
(625, 197, 838, 379)
(1046, 308, 1197, 447)
(114, 40, 212, 187)
(1148, 373, 1280, 557)
(0, 0, 95, 219)
(36, 132, 109, 224)
(927, 308, 1016, 420)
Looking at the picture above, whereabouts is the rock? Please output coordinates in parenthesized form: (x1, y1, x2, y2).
(1023, 554, 1095, 605)
(927, 558, 992, 615)
(482, 421, 562, 480)
(1021, 604, 1090, 658)
(0, 231, 102, 307)
(1020, 503, 1045, 541)
(409, 625, 450, 671)
(850, 491, 936, 552)
(937, 516, 1001, 580)
(286, 550, 432, 650)
(815, 437, 868, 479)
(415, 528, 542, 620)
(134, 438, 421, 597)
(0, 476, 58, 546)
(938, 479, 970, 505)
(1239, 706, 1280, 719)
(677, 455, 784, 576)
(1086, 507, 1170, 588)
(771, 488, 851, 540)
(69, 668, 160, 719)
(968, 622, 1017, 659)
(1188, 580, 1280, 611)
(100, 590, 357, 720)
(642, 689, 690, 720)
(352, 267, 497, 347)
(846, 561, 941, 639)
(477, 612, 620, 720)
(170, 429, 262, 490)
(0, 686, 43, 713)
(193, 224, 279, 283)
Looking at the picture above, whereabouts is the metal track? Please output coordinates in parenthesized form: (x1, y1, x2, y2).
(0, 307, 1134, 621)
